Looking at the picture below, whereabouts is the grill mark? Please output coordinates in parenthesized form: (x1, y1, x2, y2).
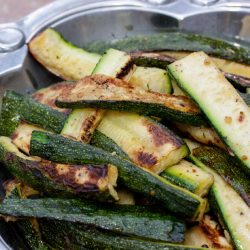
(145, 120, 182, 147)
(41, 161, 109, 192)
(116, 60, 134, 79)
(136, 151, 157, 168)
(80, 110, 103, 143)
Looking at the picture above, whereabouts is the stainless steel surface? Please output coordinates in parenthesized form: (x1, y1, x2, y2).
(0, 0, 250, 249)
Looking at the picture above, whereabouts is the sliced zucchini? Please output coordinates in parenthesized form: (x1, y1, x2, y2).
(55, 74, 205, 126)
(61, 108, 105, 143)
(0, 198, 186, 243)
(129, 66, 172, 93)
(190, 154, 250, 250)
(175, 123, 226, 150)
(193, 146, 250, 206)
(168, 52, 250, 173)
(30, 131, 206, 219)
(0, 136, 118, 202)
(85, 32, 250, 64)
(161, 160, 213, 197)
(247, 88, 250, 94)
(0, 90, 67, 136)
(92, 48, 134, 79)
(40, 220, 209, 250)
(97, 111, 189, 174)
(61, 48, 134, 142)
(28, 28, 101, 80)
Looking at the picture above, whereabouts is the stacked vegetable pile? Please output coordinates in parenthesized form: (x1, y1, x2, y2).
(0, 28, 249, 250)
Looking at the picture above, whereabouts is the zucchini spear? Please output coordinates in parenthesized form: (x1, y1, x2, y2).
(190, 154, 250, 250)
(193, 146, 250, 206)
(168, 52, 250, 174)
(55, 74, 205, 126)
(0, 137, 118, 201)
(30, 131, 206, 219)
(40, 220, 210, 250)
(85, 32, 250, 65)
(0, 198, 186, 243)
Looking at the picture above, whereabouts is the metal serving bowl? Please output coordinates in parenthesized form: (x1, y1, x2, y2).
(0, 0, 250, 248)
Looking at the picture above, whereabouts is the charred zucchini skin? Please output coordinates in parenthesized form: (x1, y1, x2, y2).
(90, 130, 129, 159)
(40, 220, 206, 250)
(0, 90, 67, 136)
(57, 99, 206, 126)
(193, 146, 250, 206)
(85, 32, 250, 64)
(0, 198, 185, 243)
(30, 131, 204, 219)
(0, 140, 115, 202)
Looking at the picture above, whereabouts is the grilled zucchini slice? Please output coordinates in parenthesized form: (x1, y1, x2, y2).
(0, 198, 186, 243)
(161, 160, 214, 197)
(193, 146, 250, 207)
(29, 28, 101, 80)
(168, 52, 250, 174)
(190, 154, 250, 250)
(55, 74, 205, 126)
(40, 220, 210, 250)
(0, 136, 118, 202)
(97, 111, 189, 173)
(85, 32, 250, 64)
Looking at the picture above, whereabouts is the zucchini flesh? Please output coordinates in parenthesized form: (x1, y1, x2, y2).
(92, 48, 134, 79)
(0, 198, 186, 243)
(0, 136, 118, 201)
(175, 123, 226, 150)
(184, 222, 232, 249)
(0, 90, 67, 136)
(168, 52, 250, 173)
(61, 108, 105, 143)
(29, 28, 101, 80)
(55, 74, 205, 126)
(97, 111, 189, 174)
(129, 66, 172, 93)
(40, 220, 209, 250)
(190, 154, 250, 250)
(193, 146, 250, 206)
(161, 160, 213, 197)
(30, 131, 206, 219)
(85, 32, 250, 64)
(11, 122, 45, 155)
